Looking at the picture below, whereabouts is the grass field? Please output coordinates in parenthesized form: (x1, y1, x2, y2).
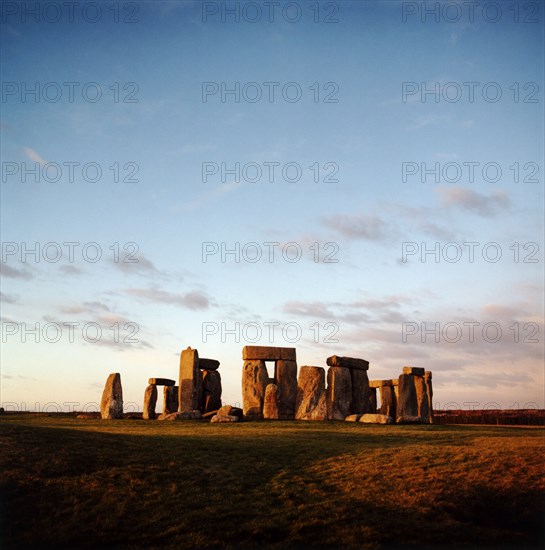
(1, 415, 544, 549)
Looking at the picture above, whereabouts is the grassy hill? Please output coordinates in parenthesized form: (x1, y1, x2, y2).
(1, 415, 544, 548)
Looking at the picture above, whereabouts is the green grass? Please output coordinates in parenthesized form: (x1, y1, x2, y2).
(1, 415, 544, 549)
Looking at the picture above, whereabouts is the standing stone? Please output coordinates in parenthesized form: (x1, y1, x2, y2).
(414, 375, 430, 424)
(143, 384, 157, 419)
(242, 360, 269, 419)
(379, 384, 397, 419)
(163, 385, 178, 414)
(392, 379, 400, 402)
(425, 371, 434, 423)
(263, 384, 280, 420)
(275, 360, 297, 419)
(350, 369, 371, 414)
(295, 366, 327, 421)
(100, 373, 123, 419)
(178, 347, 201, 413)
(397, 373, 418, 420)
(326, 367, 352, 420)
(202, 370, 222, 414)
(368, 387, 377, 413)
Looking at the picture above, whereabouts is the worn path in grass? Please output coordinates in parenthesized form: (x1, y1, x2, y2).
(1, 415, 544, 549)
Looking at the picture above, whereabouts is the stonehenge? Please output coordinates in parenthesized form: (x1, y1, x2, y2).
(240, 347, 433, 424)
(101, 345, 433, 425)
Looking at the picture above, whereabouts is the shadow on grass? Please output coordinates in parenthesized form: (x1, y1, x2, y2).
(1, 419, 544, 549)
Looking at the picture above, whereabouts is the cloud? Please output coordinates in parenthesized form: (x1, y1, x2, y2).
(124, 287, 210, 310)
(436, 187, 510, 217)
(323, 214, 388, 241)
(179, 181, 243, 212)
(110, 254, 159, 275)
(59, 265, 83, 275)
(60, 301, 111, 315)
(0, 264, 33, 280)
(0, 292, 19, 304)
(23, 147, 47, 166)
(283, 301, 337, 318)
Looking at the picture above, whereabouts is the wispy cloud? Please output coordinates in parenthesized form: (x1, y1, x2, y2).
(23, 147, 47, 166)
(436, 187, 510, 217)
(0, 264, 33, 280)
(124, 287, 210, 310)
(0, 292, 19, 304)
(323, 214, 388, 241)
(110, 254, 159, 275)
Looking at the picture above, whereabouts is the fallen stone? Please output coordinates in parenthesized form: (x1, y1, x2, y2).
(142, 384, 157, 420)
(242, 360, 269, 419)
(163, 386, 179, 414)
(275, 359, 297, 419)
(350, 368, 371, 414)
(148, 378, 175, 386)
(242, 346, 296, 361)
(345, 414, 362, 422)
(211, 414, 239, 423)
(326, 356, 369, 371)
(100, 373, 123, 419)
(158, 410, 202, 421)
(263, 384, 280, 420)
(295, 366, 327, 421)
(199, 358, 220, 371)
(202, 370, 222, 414)
(402, 366, 425, 376)
(326, 366, 352, 420)
(398, 374, 419, 418)
(359, 413, 393, 424)
(178, 346, 202, 413)
(396, 415, 422, 424)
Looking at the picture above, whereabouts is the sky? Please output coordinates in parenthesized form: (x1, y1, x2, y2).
(1, 0, 544, 412)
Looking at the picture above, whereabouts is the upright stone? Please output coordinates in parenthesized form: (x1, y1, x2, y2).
(379, 384, 397, 419)
(143, 384, 157, 419)
(275, 359, 297, 419)
(350, 369, 371, 414)
(178, 347, 201, 413)
(263, 384, 280, 420)
(397, 373, 418, 420)
(414, 375, 430, 424)
(326, 367, 352, 420)
(295, 366, 327, 421)
(425, 371, 434, 423)
(202, 370, 222, 414)
(163, 385, 178, 414)
(368, 387, 377, 413)
(242, 360, 269, 419)
(100, 373, 123, 419)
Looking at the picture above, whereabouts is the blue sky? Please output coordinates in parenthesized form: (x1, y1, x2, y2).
(1, 0, 544, 412)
